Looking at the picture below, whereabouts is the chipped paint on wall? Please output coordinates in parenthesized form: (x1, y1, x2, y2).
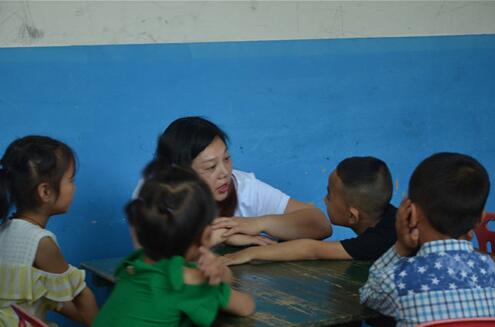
(1, 1, 495, 48)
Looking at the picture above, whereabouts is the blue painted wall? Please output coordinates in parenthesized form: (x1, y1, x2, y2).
(1, 34, 494, 325)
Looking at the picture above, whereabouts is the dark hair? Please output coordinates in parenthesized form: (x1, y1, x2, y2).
(127, 166, 217, 260)
(336, 156, 393, 218)
(0, 135, 76, 222)
(144, 116, 229, 177)
(409, 152, 490, 238)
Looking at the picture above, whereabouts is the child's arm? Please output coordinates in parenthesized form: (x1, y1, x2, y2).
(184, 260, 255, 318)
(223, 289, 255, 316)
(223, 239, 352, 266)
(213, 199, 331, 240)
(189, 248, 255, 316)
(197, 247, 234, 285)
(34, 237, 98, 326)
(58, 288, 98, 324)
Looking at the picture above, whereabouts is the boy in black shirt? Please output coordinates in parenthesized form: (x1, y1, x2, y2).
(222, 156, 397, 264)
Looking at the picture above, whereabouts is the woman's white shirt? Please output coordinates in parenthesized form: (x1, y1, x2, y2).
(132, 170, 290, 217)
(231, 170, 289, 217)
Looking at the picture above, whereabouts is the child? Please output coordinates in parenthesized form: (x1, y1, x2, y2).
(223, 156, 397, 265)
(360, 152, 495, 326)
(133, 116, 330, 247)
(0, 135, 98, 326)
(94, 166, 255, 326)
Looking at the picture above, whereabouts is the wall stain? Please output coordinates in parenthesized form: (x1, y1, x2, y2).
(250, 1, 257, 11)
(18, 22, 44, 40)
(140, 31, 157, 43)
(74, 8, 84, 17)
(17, 1, 44, 41)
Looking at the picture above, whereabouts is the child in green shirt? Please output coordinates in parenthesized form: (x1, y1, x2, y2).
(94, 166, 254, 327)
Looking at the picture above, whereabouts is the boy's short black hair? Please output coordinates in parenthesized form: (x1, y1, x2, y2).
(336, 156, 393, 218)
(409, 152, 490, 238)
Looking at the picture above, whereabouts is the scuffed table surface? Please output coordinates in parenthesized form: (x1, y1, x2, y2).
(81, 253, 378, 326)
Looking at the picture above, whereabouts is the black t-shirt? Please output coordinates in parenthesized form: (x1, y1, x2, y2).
(340, 204, 397, 260)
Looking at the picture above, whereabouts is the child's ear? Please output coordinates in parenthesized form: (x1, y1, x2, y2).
(348, 207, 360, 225)
(36, 182, 53, 203)
(200, 226, 213, 248)
(410, 203, 420, 228)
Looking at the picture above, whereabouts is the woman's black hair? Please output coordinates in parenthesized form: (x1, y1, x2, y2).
(143, 116, 229, 177)
(0, 135, 76, 222)
(127, 165, 217, 260)
(143, 116, 237, 217)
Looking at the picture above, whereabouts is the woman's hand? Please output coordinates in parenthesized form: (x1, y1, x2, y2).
(225, 234, 277, 247)
(212, 217, 262, 237)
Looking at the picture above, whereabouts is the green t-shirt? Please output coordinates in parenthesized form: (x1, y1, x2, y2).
(93, 250, 231, 327)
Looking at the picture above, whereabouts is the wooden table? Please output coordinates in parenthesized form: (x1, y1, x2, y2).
(81, 255, 379, 326)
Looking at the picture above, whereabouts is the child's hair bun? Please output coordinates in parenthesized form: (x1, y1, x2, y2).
(127, 166, 216, 260)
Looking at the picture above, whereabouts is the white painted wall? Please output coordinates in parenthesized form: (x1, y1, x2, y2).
(1, 1, 495, 47)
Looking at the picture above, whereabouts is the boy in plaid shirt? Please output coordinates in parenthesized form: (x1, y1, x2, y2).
(360, 152, 495, 326)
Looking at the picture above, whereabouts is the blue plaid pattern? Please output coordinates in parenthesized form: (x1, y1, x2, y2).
(360, 240, 495, 327)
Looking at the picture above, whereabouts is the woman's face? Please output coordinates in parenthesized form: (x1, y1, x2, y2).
(191, 136, 233, 202)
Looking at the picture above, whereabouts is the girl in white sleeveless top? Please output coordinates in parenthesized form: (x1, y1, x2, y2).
(0, 136, 98, 326)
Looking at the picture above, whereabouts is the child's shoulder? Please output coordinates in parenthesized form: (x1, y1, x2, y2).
(3, 219, 56, 239)
(34, 236, 68, 273)
(118, 252, 207, 287)
(0, 219, 58, 264)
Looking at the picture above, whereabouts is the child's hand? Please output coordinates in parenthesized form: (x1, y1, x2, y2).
(225, 234, 277, 247)
(212, 217, 262, 237)
(395, 198, 419, 256)
(222, 248, 255, 266)
(198, 247, 231, 285)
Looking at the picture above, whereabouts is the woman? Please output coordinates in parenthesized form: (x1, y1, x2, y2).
(134, 117, 331, 246)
